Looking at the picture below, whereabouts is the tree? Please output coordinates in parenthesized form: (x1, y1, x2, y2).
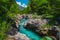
(0, 0, 20, 40)
(23, 0, 60, 25)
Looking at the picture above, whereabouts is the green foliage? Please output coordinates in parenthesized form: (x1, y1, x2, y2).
(42, 24, 52, 29)
(0, 0, 60, 40)
(41, 36, 52, 40)
(0, 0, 20, 40)
(23, 0, 60, 25)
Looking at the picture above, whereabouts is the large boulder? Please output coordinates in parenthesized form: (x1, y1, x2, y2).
(7, 32, 30, 40)
(6, 22, 18, 36)
(56, 32, 60, 40)
(24, 23, 39, 31)
(24, 18, 48, 31)
(6, 27, 18, 36)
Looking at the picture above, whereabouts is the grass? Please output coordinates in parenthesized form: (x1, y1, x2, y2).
(41, 24, 52, 29)
(0, 20, 14, 40)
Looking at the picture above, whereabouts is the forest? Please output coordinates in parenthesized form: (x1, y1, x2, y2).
(0, 0, 60, 40)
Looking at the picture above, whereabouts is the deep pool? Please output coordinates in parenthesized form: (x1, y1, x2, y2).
(19, 18, 52, 40)
(19, 18, 41, 40)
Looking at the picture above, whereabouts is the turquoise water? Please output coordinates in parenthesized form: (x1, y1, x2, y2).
(19, 18, 52, 40)
(19, 18, 42, 40)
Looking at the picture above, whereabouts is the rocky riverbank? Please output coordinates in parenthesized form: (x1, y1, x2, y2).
(5, 14, 60, 40)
